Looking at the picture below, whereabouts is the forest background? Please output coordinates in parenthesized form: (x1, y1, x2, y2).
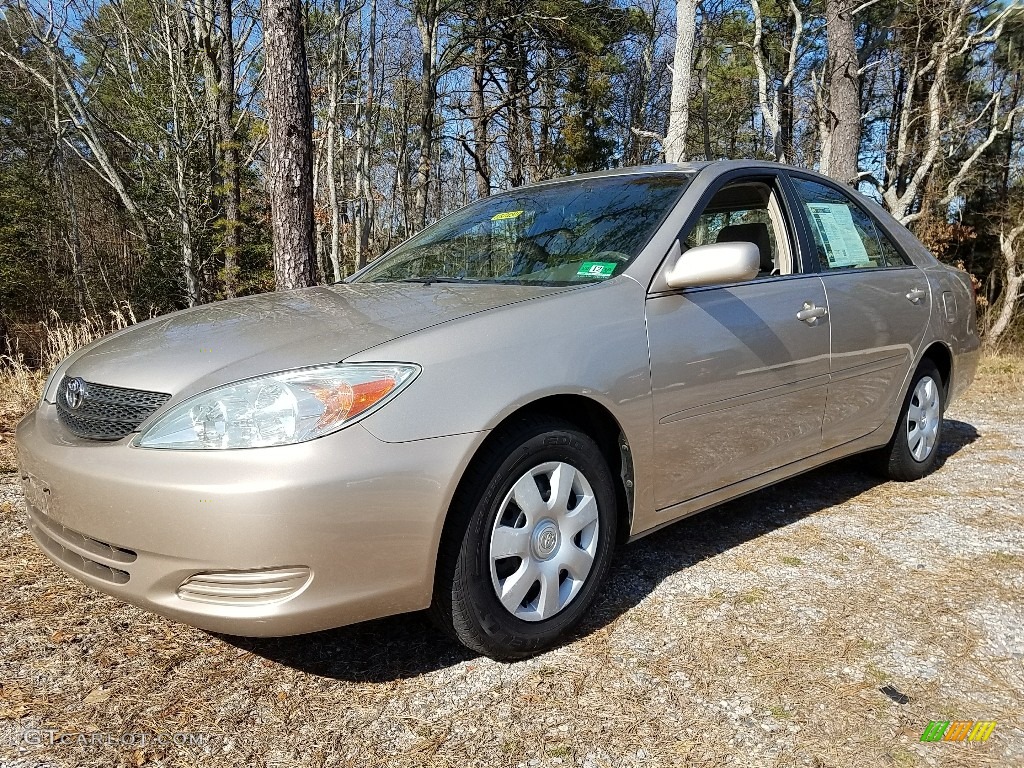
(1, 0, 1023, 363)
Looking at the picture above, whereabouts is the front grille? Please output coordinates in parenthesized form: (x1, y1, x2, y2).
(55, 376, 171, 441)
(26, 503, 135, 585)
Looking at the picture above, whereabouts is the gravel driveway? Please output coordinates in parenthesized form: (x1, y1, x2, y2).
(1, 368, 1021, 768)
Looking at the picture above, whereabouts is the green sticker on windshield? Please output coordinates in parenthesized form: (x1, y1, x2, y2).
(577, 261, 617, 278)
(491, 210, 524, 221)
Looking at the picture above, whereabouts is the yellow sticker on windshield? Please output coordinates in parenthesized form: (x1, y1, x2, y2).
(491, 210, 524, 221)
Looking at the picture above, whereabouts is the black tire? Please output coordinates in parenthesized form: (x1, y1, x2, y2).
(431, 416, 618, 660)
(875, 360, 945, 481)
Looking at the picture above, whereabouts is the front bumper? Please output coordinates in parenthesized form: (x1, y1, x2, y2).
(15, 404, 482, 636)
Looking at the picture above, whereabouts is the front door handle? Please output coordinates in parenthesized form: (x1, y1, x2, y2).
(797, 301, 828, 325)
(906, 288, 927, 304)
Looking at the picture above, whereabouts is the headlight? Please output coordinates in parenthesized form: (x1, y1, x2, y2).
(134, 363, 419, 449)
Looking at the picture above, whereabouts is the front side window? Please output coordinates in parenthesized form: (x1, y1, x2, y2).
(792, 178, 911, 270)
(353, 174, 691, 286)
(684, 179, 793, 277)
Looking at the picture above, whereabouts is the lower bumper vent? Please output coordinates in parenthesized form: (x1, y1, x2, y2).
(177, 567, 311, 605)
(27, 505, 135, 585)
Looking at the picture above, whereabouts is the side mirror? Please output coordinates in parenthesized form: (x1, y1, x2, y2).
(663, 241, 761, 290)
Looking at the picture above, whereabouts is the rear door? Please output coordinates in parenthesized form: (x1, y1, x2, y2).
(786, 175, 931, 448)
(647, 171, 830, 510)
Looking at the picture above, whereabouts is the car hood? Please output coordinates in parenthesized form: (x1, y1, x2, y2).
(62, 282, 566, 397)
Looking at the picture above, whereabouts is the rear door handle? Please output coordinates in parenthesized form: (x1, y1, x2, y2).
(797, 301, 828, 324)
(906, 288, 927, 304)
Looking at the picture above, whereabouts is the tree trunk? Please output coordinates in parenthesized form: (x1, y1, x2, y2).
(261, 0, 316, 289)
(470, 1, 491, 198)
(517, 41, 537, 182)
(218, 0, 242, 295)
(176, 153, 200, 306)
(779, 8, 795, 162)
(195, 0, 221, 223)
(355, 0, 377, 269)
(986, 223, 1024, 347)
(56, 150, 93, 316)
(166, 2, 200, 306)
(822, 0, 860, 184)
(413, 0, 438, 231)
(325, 0, 345, 281)
(664, 0, 698, 163)
(698, 18, 711, 160)
(538, 49, 554, 179)
(50, 70, 93, 316)
(626, 30, 654, 165)
(505, 36, 525, 186)
(998, 72, 1021, 206)
(751, 0, 803, 162)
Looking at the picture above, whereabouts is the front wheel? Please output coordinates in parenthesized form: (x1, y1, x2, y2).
(875, 360, 945, 481)
(432, 417, 618, 659)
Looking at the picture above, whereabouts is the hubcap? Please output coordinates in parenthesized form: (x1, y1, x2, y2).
(488, 461, 600, 622)
(907, 375, 941, 462)
(532, 522, 560, 559)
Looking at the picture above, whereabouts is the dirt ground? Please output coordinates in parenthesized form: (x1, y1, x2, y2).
(1, 366, 1021, 768)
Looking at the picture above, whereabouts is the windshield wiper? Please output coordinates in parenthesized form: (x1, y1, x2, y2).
(397, 276, 471, 285)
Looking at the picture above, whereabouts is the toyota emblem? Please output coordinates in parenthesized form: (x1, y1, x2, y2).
(65, 377, 86, 410)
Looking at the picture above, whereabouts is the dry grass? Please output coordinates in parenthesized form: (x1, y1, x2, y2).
(967, 352, 1024, 399)
(0, 306, 135, 471)
(0, 360, 44, 469)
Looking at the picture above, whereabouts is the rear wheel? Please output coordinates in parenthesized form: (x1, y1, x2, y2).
(875, 360, 944, 481)
(432, 417, 617, 659)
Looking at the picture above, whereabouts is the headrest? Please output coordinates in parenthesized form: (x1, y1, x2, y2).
(716, 223, 774, 273)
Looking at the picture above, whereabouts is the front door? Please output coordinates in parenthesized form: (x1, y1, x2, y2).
(647, 175, 830, 511)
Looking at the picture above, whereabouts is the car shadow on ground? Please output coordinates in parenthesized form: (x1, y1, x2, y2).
(221, 419, 979, 682)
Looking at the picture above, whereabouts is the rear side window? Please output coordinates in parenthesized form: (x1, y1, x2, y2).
(791, 178, 911, 269)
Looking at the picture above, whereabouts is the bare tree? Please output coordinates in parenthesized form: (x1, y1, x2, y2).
(663, 0, 698, 162)
(869, 3, 1024, 225)
(986, 214, 1024, 347)
(819, 0, 859, 184)
(1, 0, 225, 305)
(218, 0, 242, 295)
(468, 0, 491, 197)
(261, 0, 316, 289)
(164, 0, 201, 305)
(413, 0, 439, 230)
(0, 1, 146, 234)
(354, 0, 378, 269)
(323, 0, 354, 282)
(750, 0, 803, 163)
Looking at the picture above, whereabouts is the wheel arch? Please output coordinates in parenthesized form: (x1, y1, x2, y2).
(436, 394, 635, 576)
(876, 339, 954, 451)
(920, 340, 953, 400)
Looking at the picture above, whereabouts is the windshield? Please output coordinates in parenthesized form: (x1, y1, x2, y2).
(353, 173, 691, 285)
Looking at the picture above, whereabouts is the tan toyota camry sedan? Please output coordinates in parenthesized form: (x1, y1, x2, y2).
(17, 161, 979, 659)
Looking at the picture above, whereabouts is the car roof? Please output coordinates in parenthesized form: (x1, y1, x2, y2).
(520, 159, 842, 188)
(521, 163, 706, 188)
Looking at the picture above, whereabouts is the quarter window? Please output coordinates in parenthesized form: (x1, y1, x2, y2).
(792, 178, 911, 269)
